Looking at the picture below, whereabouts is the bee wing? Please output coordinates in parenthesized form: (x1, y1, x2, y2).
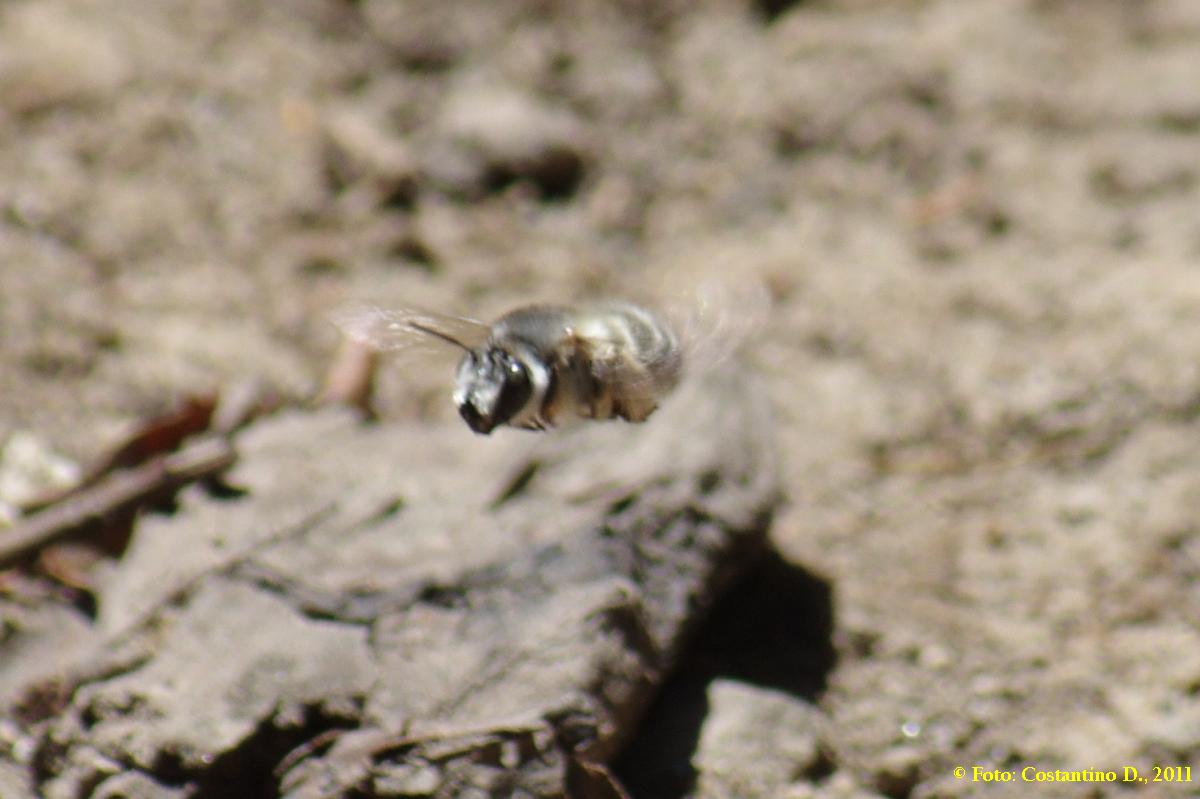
(661, 277, 771, 377)
(330, 304, 491, 355)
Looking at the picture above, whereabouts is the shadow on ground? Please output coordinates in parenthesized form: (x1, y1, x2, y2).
(612, 549, 836, 798)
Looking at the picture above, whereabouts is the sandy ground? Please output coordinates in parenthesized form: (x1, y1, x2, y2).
(2, 0, 1200, 796)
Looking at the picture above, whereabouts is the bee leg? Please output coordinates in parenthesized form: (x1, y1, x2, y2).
(613, 394, 658, 423)
(581, 342, 622, 420)
(558, 332, 606, 420)
(603, 352, 657, 423)
(590, 383, 615, 420)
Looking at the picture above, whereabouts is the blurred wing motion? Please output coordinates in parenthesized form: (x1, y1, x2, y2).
(661, 277, 771, 377)
(330, 304, 491, 354)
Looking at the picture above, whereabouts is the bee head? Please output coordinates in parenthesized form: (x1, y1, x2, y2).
(453, 347, 532, 434)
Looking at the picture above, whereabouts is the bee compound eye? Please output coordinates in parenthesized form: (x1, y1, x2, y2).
(492, 361, 532, 426)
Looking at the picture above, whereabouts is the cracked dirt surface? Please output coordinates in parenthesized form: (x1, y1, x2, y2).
(2, 0, 1200, 797)
(6, 372, 777, 798)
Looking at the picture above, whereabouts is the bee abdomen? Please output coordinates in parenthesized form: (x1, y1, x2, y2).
(603, 302, 681, 386)
(570, 303, 682, 425)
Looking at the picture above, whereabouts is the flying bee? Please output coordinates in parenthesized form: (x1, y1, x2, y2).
(332, 301, 685, 434)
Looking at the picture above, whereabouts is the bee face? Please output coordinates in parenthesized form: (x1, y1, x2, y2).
(453, 347, 533, 435)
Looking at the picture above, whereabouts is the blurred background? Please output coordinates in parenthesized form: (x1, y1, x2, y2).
(1, 0, 1199, 796)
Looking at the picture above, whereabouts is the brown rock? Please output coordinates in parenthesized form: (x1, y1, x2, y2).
(10, 367, 777, 798)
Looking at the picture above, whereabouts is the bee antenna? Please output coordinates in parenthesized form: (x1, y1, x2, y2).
(408, 321, 472, 352)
